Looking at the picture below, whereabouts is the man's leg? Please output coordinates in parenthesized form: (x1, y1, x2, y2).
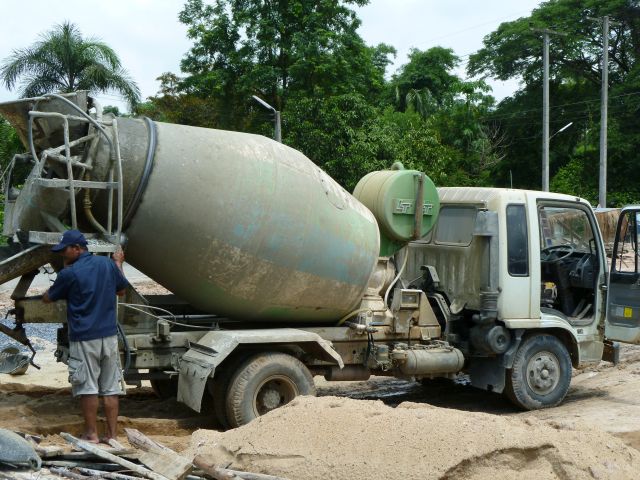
(99, 336, 123, 442)
(102, 395, 119, 440)
(79, 394, 100, 442)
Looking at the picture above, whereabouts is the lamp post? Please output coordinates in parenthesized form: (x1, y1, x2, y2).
(252, 95, 281, 143)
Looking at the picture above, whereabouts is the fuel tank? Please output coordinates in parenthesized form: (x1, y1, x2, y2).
(0, 93, 380, 323)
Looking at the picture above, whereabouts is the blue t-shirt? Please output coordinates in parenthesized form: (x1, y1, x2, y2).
(47, 252, 128, 342)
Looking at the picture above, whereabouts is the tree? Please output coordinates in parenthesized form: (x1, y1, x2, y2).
(0, 117, 22, 171)
(382, 47, 501, 185)
(0, 116, 27, 236)
(1, 21, 140, 108)
(176, 0, 393, 129)
(391, 47, 461, 112)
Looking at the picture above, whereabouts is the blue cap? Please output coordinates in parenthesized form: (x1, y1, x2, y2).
(51, 229, 88, 252)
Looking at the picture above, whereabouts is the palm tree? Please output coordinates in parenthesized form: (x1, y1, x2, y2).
(0, 21, 140, 108)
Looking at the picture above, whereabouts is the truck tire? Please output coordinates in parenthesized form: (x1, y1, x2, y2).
(207, 355, 247, 430)
(504, 334, 571, 410)
(225, 352, 316, 428)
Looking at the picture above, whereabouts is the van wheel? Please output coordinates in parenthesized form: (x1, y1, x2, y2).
(505, 334, 571, 410)
(225, 352, 315, 428)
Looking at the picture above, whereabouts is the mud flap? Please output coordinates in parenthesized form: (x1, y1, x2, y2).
(469, 330, 524, 394)
(177, 355, 213, 413)
(469, 356, 505, 394)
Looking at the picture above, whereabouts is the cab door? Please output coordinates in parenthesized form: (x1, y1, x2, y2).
(606, 207, 640, 343)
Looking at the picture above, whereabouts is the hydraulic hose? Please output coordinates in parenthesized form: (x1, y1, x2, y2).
(116, 321, 131, 373)
(383, 247, 409, 307)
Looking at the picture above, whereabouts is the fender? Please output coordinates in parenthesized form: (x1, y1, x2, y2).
(177, 328, 344, 412)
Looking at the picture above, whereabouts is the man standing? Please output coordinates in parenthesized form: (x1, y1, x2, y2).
(43, 230, 128, 443)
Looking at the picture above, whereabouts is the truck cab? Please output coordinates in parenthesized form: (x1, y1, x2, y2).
(405, 187, 640, 409)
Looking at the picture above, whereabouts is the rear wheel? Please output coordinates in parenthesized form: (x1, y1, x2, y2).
(504, 334, 572, 410)
(225, 352, 315, 428)
(207, 355, 246, 430)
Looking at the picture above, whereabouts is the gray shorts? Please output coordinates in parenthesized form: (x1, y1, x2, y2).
(68, 335, 124, 397)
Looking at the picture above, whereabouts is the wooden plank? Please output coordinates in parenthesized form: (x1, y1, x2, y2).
(60, 432, 170, 480)
(193, 456, 290, 480)
(53, 451, 138, 462)
(77, 469, 208, 480)
(35, 445, 65, 458)
(77, 468, 141, 480)
(49, 467, 90, 480)
(42, 460, 122, 471)
(138, 451, 194, 480)
(124, 428, 193, 480)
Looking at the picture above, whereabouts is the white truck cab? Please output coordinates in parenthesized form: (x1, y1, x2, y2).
(405, 187, 640, 409)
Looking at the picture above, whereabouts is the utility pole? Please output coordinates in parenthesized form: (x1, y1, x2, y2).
(588, 16, 620, 208)
(531, 27, 566, 192)
(542, 31, 550, 192)
(599, 16, 609, 208)
(251, 95, 282, 143)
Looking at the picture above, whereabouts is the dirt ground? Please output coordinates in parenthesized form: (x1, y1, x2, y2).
(1, 281, 640, 478)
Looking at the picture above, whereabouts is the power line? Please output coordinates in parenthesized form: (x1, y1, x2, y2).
(480, 90, 640, 121)
(418, 10, 535, 47)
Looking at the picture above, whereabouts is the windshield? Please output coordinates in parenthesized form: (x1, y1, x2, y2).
(538, 205, 594, 253)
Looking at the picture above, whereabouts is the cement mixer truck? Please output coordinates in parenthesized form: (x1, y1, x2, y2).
(0, 92, 639, 427)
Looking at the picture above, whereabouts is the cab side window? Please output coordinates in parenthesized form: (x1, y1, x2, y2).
(507, 204, 528, 276)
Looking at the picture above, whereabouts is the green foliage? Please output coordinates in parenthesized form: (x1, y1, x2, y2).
(103, 105, 121, 116)
(0, 117, 26, 238)
(391, 47, 461, 111)
(1, 21, 140, 108)
(0, 116, 23, 172)
(283, 94, 462, 191)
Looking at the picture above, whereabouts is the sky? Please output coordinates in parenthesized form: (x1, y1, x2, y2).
(0, 0, 544, 112)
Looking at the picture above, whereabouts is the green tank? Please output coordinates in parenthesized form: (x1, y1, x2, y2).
(353, 163, 440, 256)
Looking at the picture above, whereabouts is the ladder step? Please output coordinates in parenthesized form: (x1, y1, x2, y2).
(34, 178, 118, 189)
(28, 232, 119, 253)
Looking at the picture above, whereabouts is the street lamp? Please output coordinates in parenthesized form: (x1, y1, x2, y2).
(543, 121, 574, 190)
(251, 95, 281, 143)
(550, 121, 573, 140)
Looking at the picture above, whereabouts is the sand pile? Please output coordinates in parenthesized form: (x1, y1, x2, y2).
(186, 395, 640, 480)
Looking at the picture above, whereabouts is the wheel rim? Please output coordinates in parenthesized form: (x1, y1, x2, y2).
(253, 375, 299, 416)
(525, 350, 560, 395)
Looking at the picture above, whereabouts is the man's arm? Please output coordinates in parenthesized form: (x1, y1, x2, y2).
(112, 246, 128, 296)
(112, 246, 125, 273)
(43, 269, 71, 303)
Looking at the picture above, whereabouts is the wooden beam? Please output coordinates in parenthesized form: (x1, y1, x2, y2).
(193, 455, 290, 480)
(124, 428, 193, 480)
(60, 432, 170, 480)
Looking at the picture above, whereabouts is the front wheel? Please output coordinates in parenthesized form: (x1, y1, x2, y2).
(225, 352, 316, 428)
(504, 334, 572, 410)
